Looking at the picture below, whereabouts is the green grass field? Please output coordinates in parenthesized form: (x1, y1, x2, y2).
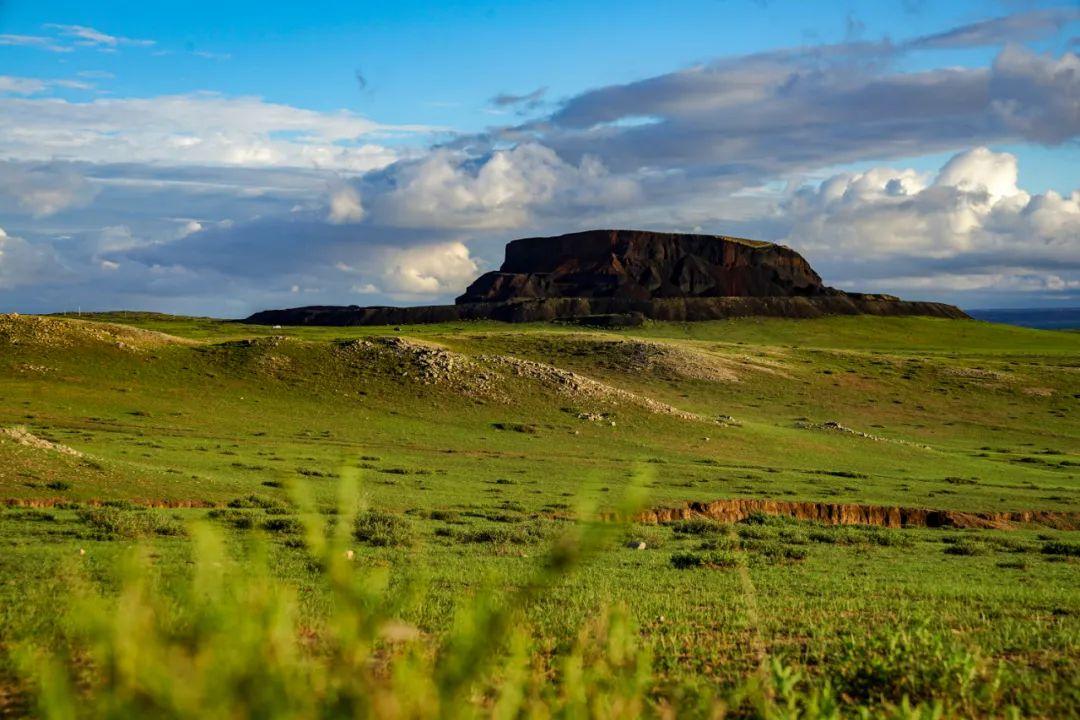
(1, 312, 1077, 718)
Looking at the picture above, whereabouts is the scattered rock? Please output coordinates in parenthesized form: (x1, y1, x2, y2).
(482, 354, 705, 421)
(795, 420, 930, 449)
(576, 412, 608, 422)
(0, 426, 83, 457)
(336, 337, 499, 397)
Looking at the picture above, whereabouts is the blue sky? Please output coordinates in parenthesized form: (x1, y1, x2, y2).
(0, 0, 1077, 314)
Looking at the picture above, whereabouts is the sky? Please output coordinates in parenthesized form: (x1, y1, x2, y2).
(0, 0, 1077, 315)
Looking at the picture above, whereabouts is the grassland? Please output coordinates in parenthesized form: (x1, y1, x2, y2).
(1, 311, 1077, 717)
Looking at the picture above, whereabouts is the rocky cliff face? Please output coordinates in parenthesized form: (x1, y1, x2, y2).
(244, 228, 971, 326)
(458, 229, 834, 303)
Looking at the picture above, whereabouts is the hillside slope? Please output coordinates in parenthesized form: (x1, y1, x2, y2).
(3, 312, 1076, 513)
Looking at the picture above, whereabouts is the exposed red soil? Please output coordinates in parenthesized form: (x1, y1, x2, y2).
(4, 497, 216, 509)
(636, 498, 1080, 530)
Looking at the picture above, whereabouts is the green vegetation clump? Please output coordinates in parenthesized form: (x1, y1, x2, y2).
(261, 516, 303, 535)
(1041, 541, 1080, 557)
(353, 509, 415, 547)
(670, 550, 740, 569)
(454, 521, 549, 545)
(78, 507, 185, 539)
(670, 517, 728, 535)
(825, 624, 1001, 709)
(943, 539, 988, 556)
(207, 508, 256, 529)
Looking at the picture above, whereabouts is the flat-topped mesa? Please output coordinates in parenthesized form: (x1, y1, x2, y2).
(243, 229, 969, 326)
(457, 229, 841, 304)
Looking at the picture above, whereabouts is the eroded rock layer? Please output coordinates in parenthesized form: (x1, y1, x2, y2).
(245, 296, 968, 326)
(635, 498, 1080, 530)
(244, 229, 970, 325)
(458, 229, 830, 303)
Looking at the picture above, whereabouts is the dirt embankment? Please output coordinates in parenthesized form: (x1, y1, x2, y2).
(4, 497, 216, 509)
(637, 498, 1080, 530)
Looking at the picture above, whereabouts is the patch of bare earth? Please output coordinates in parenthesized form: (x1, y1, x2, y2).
(4, 498, 213, 509)
(635, 498, 1079, 530)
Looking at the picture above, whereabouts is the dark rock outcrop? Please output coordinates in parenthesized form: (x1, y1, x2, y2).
(245, 296, 968, 326)
(244, 229, 970, 326)
(458, 229, 831, 303)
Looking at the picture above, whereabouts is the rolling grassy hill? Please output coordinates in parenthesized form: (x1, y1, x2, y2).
(1, 312, 1077, 717)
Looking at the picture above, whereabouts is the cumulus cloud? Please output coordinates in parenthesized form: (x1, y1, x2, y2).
(0, 93, 429, 170)
(377, 242, 479, 295)
(176, 220, 204, 238)
(327, 185, 365, 224)
(366, 143, 640, 229)
(780, 148, 1079, 297)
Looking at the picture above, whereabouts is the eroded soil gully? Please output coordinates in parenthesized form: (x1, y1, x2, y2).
(636, 498, 1080, 530)
(4, 498, 215, 509)
(5, 497, 1078, 531)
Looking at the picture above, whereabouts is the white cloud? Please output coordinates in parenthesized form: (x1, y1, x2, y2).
(370, 143, 640, 229)
(0, 75, 94, 96)
(782, 147, 1079, 295)
(934, 146, 1020, 200)
(177, 220, 204, 238)
(877, 270, 1079, 293)
(0, 76, 47, 95)
(0, 34, 71, 53)
(378, 242, 479, 295)
(43, 24, 155, 50)
(352, 283, 380, 293)
(327, 185, 365, 224)
(0, 227, 64, 289)
(0, 93, 428, 170)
